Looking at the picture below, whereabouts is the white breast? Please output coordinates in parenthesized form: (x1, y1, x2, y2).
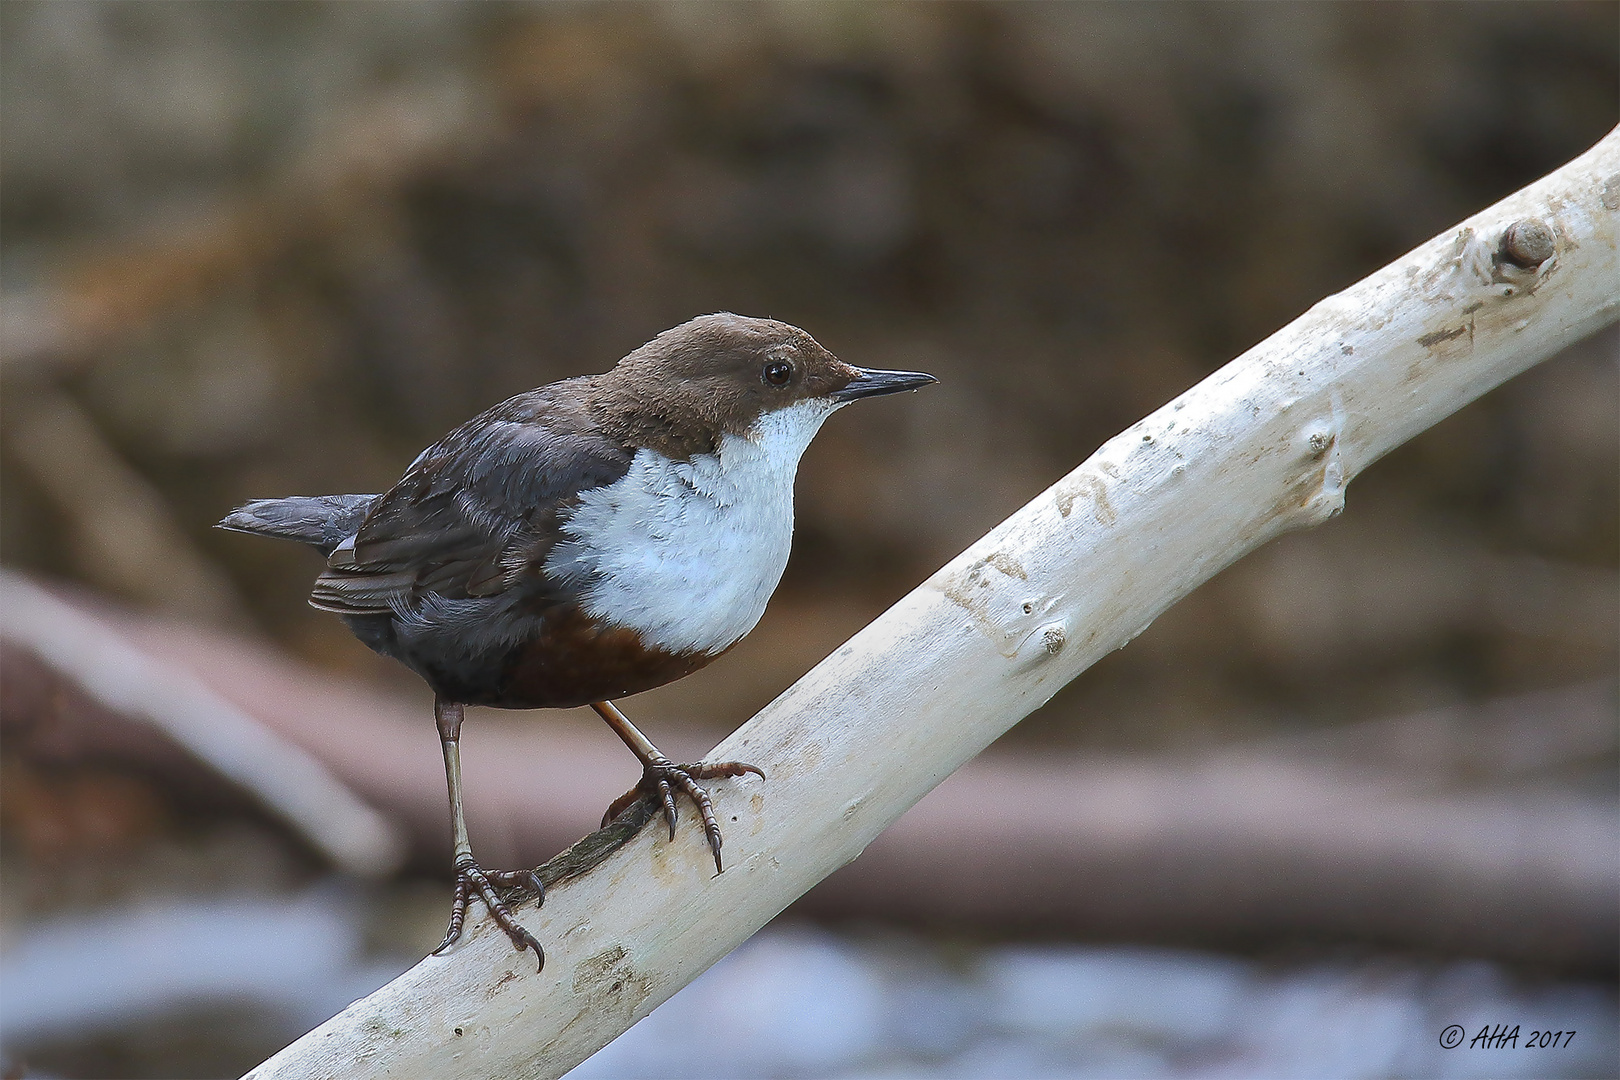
(545, 398, 841, 656)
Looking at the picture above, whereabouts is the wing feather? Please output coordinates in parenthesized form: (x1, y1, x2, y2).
(308, 385, 631, 616)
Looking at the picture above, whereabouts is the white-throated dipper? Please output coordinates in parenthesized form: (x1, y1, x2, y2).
(220, 313, 935, 969)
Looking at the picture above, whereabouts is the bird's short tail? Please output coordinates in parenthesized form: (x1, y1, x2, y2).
(217, 494, 379, 556)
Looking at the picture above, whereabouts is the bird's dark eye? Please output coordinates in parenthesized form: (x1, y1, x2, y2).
(763, 360, 793, 387)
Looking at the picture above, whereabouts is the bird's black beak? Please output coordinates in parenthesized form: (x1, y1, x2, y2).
(832, 367, 938, 402)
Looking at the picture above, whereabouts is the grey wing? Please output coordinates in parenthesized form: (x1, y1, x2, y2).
(309, 393, 631, 616)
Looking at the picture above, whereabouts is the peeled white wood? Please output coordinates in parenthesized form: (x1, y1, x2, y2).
(246, 126, 1619, 1080)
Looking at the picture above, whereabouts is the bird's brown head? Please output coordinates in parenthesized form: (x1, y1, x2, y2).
(591, 313, 935, 459)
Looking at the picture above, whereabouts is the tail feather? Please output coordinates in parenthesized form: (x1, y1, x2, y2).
(218, 494, 379, 556)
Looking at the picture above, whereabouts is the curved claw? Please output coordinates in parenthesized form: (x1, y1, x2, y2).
(501, 921, 545, 972)
(435, 860, 546, 973)
(691, 762, 766, 782)
(601, 758, 763, 874)
(708, 830, 724, 874)
(657, 778, 678, 839)
(433, 876, 471, 956)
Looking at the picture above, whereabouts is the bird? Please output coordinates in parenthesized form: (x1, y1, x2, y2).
(219, 313, 936, 970)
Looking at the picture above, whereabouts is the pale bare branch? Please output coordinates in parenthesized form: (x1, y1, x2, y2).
(247, 126, 1619, 1080)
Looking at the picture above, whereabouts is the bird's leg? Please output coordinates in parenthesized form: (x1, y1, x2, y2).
(432, 698, 546, 971)
(591, 700, 765, 873)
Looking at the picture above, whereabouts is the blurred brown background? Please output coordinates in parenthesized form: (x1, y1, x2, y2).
(4, 1, 1615, 744)
(5, 1, 1617, 737)
(1, 3, 1615, 1077)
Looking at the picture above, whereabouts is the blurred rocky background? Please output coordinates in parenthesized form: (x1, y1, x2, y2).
(1, 3, 1615, 1077)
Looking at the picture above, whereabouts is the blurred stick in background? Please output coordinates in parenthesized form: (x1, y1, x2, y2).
(0, 571, 403, 879)
(249, 127, 1619, 1078)
(3, 389, 248, 627)
(13, 585, 1607, 967)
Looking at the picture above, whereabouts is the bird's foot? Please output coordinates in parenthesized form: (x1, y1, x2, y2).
(433, 857, 545, 971)
(602, 757, 765, 873)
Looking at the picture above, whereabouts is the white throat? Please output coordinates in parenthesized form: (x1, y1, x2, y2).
(546, 398, 842, 655)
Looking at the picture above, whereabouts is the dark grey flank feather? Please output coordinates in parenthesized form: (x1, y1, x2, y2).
(218, 384, 634, 635)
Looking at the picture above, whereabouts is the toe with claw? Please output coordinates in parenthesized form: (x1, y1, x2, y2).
(434, 858, 546, 971)
(602, 757, 765, 872)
